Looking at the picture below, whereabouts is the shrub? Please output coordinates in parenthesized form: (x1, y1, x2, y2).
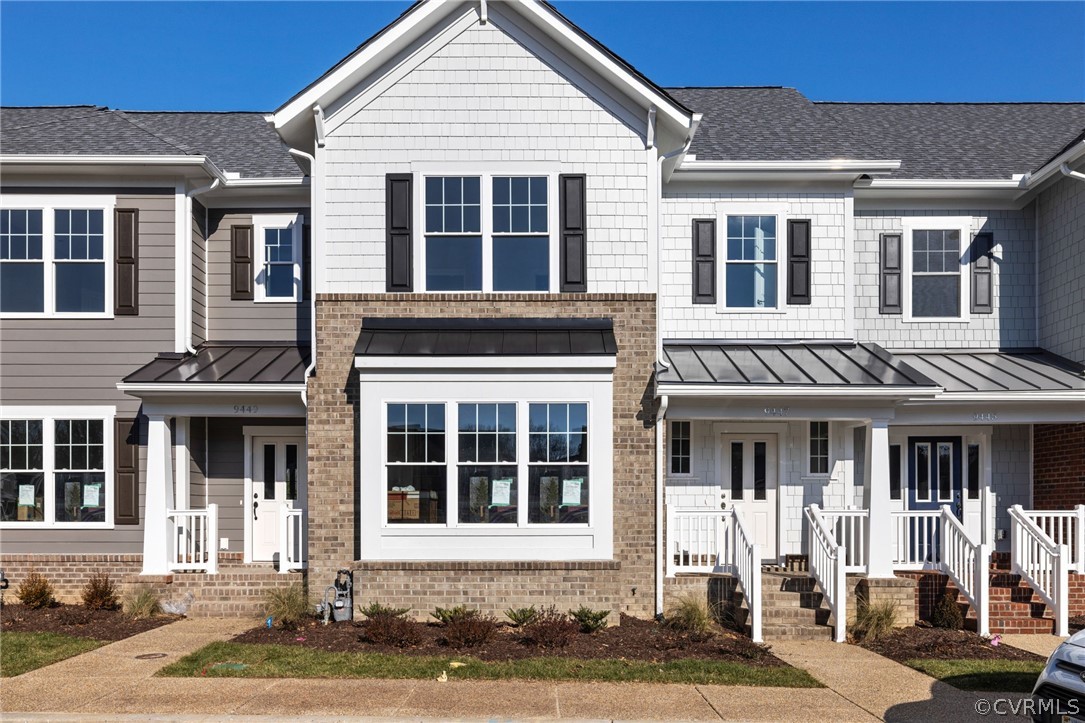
(81, 571, 119, 611)
(360, 615, 423, 648)
(359, 602, 411, 620)
(570, 605, 610, 633)
(264, 582, 309, 630)
(664, 594, 715, 639)
(16, 570, 56, 609)
(432, 605, 477, 625)
(505, 605, 539, 627)
(852, 600, 899, 642)
(123, 586, 161, 619)
(930, 591, 964, 630)
(521, 605, 578, 649)
(441, 612, 498, 648)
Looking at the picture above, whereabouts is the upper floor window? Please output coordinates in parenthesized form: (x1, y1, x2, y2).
(422, 173, 552, 292)
(715, 206, 785, 310)
(0, 197, 114, 317)
(901, 218, 970, 322)
(253, 214, 302, 302)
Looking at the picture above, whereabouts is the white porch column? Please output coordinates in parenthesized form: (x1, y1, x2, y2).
(141, 414, 175, 575)
(174, 417, 189, 510)
(865, 418, 895, 578)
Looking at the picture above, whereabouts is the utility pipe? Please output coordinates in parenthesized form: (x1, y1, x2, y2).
(184, 178, 220, 355)
(655, 394, 670, 617)
(288, 145, 318, 407)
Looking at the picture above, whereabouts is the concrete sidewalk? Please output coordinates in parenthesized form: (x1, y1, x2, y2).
(0, 618, 1038, 721)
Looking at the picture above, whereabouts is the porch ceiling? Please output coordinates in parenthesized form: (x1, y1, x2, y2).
(889, 349, 1085, 393)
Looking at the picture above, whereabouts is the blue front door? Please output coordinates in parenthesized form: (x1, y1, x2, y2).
(906, 437, 963, 562)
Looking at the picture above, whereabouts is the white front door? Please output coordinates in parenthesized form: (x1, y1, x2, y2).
(721, 434, 778, 561)
(249, 436, 306, 562)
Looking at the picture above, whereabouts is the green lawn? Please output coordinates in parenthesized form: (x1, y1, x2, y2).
(159, 641, 823, 687)
(905, 659, 1044, 692)
(0, 631, 104, 677)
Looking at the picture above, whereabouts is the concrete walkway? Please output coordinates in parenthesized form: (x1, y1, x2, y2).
(999, 633, 1063, 657)
(0, 619, 1043, 721)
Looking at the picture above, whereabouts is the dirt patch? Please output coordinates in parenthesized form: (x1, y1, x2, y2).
(859, 625, 1045, 663)
(1, 604, 178, 641)
(233, 614, 787, 667)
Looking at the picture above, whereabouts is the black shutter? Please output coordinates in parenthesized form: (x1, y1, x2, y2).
(559, 174, 587, 292)
(787, 219, 812, 305)
(230, 225, 254, 301)
(880, 232, 903, 314)
(385, 174, 413, 292)
(115, 417, 139, 525)
(691, 219, 716, 304)
(971, 231, 994, 314)
(114, 208, 139, 315)
(302, 223, 312, 301)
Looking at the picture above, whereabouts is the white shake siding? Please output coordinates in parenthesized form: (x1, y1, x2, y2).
(854, 209, 1036, 349)
(321, 20, 651, 294)
(660, 191, 849, 339)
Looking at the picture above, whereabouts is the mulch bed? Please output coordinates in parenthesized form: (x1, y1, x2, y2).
(859, 625, 1045, 663)
(1, 603, 178, 641)
(233, 613, 788, 667)
(1069, 615, 1085, 632)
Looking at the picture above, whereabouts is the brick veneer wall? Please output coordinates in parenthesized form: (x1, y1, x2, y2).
(307, 293, 658, 619)
(1034, 424, 1085, 509)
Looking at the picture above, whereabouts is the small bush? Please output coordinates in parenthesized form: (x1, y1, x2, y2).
(81, 571, 119, 611)
(16, 570, 56, 609)
(441, 612, 498, 648)
(521, 605, 578, 649)
(665, 594, 715, 639)
(123, 586, 161, 619)
(431, 604, 478, 625)
(930, 591, 964, 630)
(359, 602, 411, 620)
(505, 605, 539, 627)
(570, 605, 610, 633)
(360, 615, 423, 648)
(852, 600, 899, 642)
(264, 582, 309, 630)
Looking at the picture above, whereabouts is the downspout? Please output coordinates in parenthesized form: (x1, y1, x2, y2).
(1060, 163, 1085, 183)
(185, 178, 220, 355)
(655, 394, 670, 618)
(289, 147, 318, 407)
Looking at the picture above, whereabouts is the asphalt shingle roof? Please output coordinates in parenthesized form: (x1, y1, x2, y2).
(0, 105, 301, 179)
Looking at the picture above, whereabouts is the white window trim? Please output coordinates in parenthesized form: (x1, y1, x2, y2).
(0, 195, 116, 319)
(0, 405, 115, 530)
(900, 216, 972, 323)
(714, 202, 789, 313)
(252, 213, 303, 303)
(411, 162, 561, 293)
(667, 419, 694, 478)
(805, 420, 832, 478)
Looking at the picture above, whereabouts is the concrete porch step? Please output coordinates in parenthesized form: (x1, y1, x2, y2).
(755, 621, 836, 640)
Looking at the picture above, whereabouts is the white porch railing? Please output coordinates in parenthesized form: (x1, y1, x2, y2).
(731, 508, 763, 643)
(279, 504, 306, 573)
(940, 504, 991, 637)
(805, 504, 847, 642)
(166, 504, 218, 574)
(1022, 506, 1085, 575)
(1010, 505, 1069, 637)
(890, 510, 943, 569)
(819, 509, 868, 572)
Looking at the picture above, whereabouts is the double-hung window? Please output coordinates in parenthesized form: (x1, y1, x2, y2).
(1, 409, 113, 527)
(457, 403, 517, 524)
(253, 214, 302, 302)
(385, 403, 446, 524)
(421, 171, 553, 292)
(715, 205, 785, 310)
(0, 197, 114, 317)
(902, 218, 970, 321)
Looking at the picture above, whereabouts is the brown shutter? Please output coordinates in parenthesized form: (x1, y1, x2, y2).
(114, 208, 139, 315)
(880, 232, 903, 314)
(114, 417, 139, 525)
(971, 231, 994, 314)
(385, 174, 413, 292)
(787, 219, 812, 305)
(559, 174, 587, 292)
(302, 223, 312, 301)
(692, 219, 716, 304)
(230, 225, 254, 300)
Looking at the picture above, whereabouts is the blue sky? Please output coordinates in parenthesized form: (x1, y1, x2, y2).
(1, 1, 1082, 110)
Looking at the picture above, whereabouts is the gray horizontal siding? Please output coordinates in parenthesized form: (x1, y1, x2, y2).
(192, 200, 207, 346)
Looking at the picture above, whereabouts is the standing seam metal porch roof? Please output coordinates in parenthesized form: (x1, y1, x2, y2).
(355, 318, 618, 357)
(889, 350, 1085, 393)
(122, 343, 310, 385)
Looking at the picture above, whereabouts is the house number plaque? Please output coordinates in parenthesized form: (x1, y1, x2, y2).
(972, 412, 998, 422)
(763, 407, 790, 417)
(233, 404, 260, 415)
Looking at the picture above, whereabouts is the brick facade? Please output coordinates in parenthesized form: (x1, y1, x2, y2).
(1034, 424, 1085, 509)
(306, 293, 658, 619)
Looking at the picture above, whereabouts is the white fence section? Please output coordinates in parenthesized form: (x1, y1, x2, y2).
(940, 505, 991, 637)
(731, 508, 763, 643)
(890, 510, 943, 569)
(1023, 506, 1085, 575)
(166, 504, 218, 574)
(1010, 505, 1069, 637)
(805, 504, 847, 643)
(818, 509, 868, 572)
(279, 504, 306, 573)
